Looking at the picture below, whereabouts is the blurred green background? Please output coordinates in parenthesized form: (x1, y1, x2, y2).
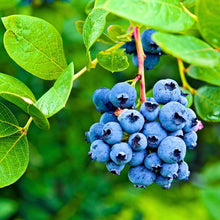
(0, 0, 220, 219)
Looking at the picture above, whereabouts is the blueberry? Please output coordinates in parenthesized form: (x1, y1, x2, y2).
(110, 142, 133, 165)
(128, 132, 148, 151)
(106, 161, 125, 175)
(88, 140, 110, 163)
(128, 165, 156, 188)
(140, 99, 160, 121)
(168, 130, 184, 138)
(85, 131, 90, 143)
(183, 108, 198, 133)
(102, 122, 123, 145)
(178, 91, 188, 107)
(121, 39, 136, 54)
(158, 136, 186, 163)
(109, 82, 137, 108)
(141, 29, 162, 54)
(128, 150, 147, 166)
(153, 79, 181, 104)
(88, 122, 104, 142)
(160, 163, 179, 178)
(93, 87, 115, 112)
(119, 109, 145, 134)
(177, 161, 190, 181)
(159, 101, 187, 131)
(142, 121, 167, 148)
(144, 152, 162, 171)
(183, 131, 197, 149)
(100, 111, 118, 124)
(155, 175, 173, 189)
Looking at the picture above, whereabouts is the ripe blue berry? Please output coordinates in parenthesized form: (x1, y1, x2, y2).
(128, 165, 156, 188)
(142, 121, 167, 148)
(128, 150, 147, 166)
(168, 130, 184, 138)
(177, 161, 190, 181)
(109, 82, 137, 108)
(100, 111, 118, 124)
(140, 99, 160, 121)
(160, 163, 179, 178)
(183, 131, 197, 149)
(128, 132, 148, 151)
(159, 101, 187, 131)
(178, 91, 188, 107)
(183, 108, 198, 133)
(153, 79, 181, 104)
(119, 109, 145, 134)
(106, 161, 125, 175)
(158, 136, 186, 163)
(144, 152, 162, 171)
(93, 87, 115, 112)
(155, 175, 173, 189)
(88, 140, 110, 163)
(102, 122, 123, 145)
(121, 39, 136, 54)
(110, 142, 133, 165)
(88, 122, 104, 143)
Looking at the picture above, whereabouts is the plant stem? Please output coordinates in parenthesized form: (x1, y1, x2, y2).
(177, 58, 196, 94)
(133, 27, 146, 103)
(23, 117, 33, 134)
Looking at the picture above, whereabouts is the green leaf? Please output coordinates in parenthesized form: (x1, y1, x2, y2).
(76, 20, 85, 35)
(83, 8, 108, 51)
(196, 0, 220, 49)
(182, 0, 197, 8)
(97, 49, 129, 72)
(194, 85, 220, 122)
(107, 25, 130, 42)
(2, 15, 67, 80)
(146, 89, 153, 97)
(180, 87, 193, 107)
(85, 0, 95, 14)
(36, 63, 74, 117)
(153, 32, 220, 67)
(95, 0, 194, 32)
(0, 133, 29, 188)
(0, 102, 21, 138)
(0, 0, 18, 10)
(187, 66, 220, 86)
(0, 73, 50, 130)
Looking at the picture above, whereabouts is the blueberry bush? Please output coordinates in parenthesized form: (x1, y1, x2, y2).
(0, 0, 220, 219)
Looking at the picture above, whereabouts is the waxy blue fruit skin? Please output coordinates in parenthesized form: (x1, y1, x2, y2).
(121, 39, 136, 54)
(93, 87, 115, 112)
(183, 108, 198, 133)
(168, 130, 184, 138)
(109, 82, 137, 108)
(141, 29, 162, 54)
(119, 110, 145, 134)
(140, 99, 160, 121)
(89, 122, 104, 143)
(142, 121, 167, 148)
(155, 175, 173, 189)
(158, 136, 186, 163)
(144, 153, 162, 171)
(128, 165, 156, 188)
(106, 161, 125, 175)
(160, 163, 179, 178)
(177, 161, 190, 181)
(153, 79, 181, 104)
(100, 111, 118, 124)
(88, 140, 110, 163)
(183, 131, 198, 149)
(178, 92, 188, 107)
(85, 131, 90, 143)
(102, 122, 123, 145)
(110, 142, 133, 165)
(128, 132, 148, 151)
(129, 150, 147, 166)
(159, 101, 187, 131)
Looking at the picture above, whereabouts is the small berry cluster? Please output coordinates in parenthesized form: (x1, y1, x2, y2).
(86, 79, 200, 189)
(122, 29, 163, 70)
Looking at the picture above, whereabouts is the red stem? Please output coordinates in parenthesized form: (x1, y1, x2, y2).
(133, 27, 146, 103)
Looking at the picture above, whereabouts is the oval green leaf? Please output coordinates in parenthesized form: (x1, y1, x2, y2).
(95, 0, 194, 32)
(36, 63, 74, 118)
(196, 0, 220, 49)
(0, 133, 29, 188)
(97, 49, 129, 72)
(187, 66, 220, 86)
(107, 25, 130, 42)
(194, 85, 220, 122)
(153, 32, 220, 67)
(2, 15, 67, 80)
(0, 102, 21, 138)
(0, 73, 49, 130)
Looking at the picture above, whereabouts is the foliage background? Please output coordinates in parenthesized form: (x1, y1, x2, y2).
(0, 0, 219, 219)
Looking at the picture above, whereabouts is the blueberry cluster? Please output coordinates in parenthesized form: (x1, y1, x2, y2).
(122, 29, 163, 70)
(86, 79, 199, 189)
(21, 0, 68, 5)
